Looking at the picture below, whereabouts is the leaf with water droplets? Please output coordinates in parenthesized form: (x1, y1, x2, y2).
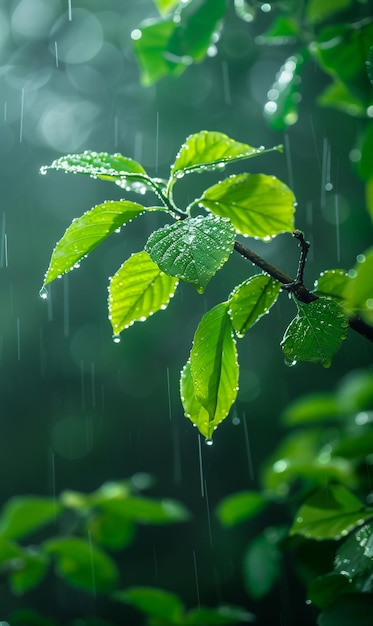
(334, 521, 373, 591)
(199, 173, 295, 239)
(314, 269, 351, 303)
(281, 297, 349, 367)
(42, 201, 145, 287)
(228, 274, 281, 337)
(170, 131, 278, 179)
(290, 485, 373, 540)
(145, 214, 235, 293)
(42, 150, 154, 192)
(109, 251, 179, 336)
(180, 303, 239, 439)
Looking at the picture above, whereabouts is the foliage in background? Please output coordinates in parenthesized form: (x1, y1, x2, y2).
(132, 0, 373, 216)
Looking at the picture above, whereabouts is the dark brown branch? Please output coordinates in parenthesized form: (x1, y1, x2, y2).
(233, 240, 373, 343)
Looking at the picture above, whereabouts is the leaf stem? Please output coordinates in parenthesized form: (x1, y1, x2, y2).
(233, 240, 373, 342)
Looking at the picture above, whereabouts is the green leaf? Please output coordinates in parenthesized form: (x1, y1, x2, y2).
(243, 529, 284, 598)
(181, 302, 239, 439)
(306, 0, 352, 24)
(185, 605, 255, 624)
(308, 572, 356, 609)
(87, 512, 135, 551)
(281, 392, 340, 425)
(332, 431, 373, 461)
(145, 214, 235, 293)
(334, 521, 373, 591)
(9, 547, 50, 595)
(42, 201, 145, 287)
(228, 274, 281, 337)
(0, 496, 61, 541)
(358, 123, 373, 181)
(280, 298, 349, 368)
(97, 495, 190, 524)
(264, 52, 307, 130)
(199, 173, 295, 239)
(317, 80, 366, 117)
(116, 586, 184, 622)
(343, 248, 373, 324)
(290, 485, 373, 540)
(133, 18, 180, 86)
(41, 150, 152, 191)
(337, 370, 373, 413)
(318, 594, 373, 626)
(170, 131, 278, 179)
(256, 15, 299, 44)
(108, 251, 179, 336)
(216, 491, 267, 526)
(45, 537, 118, 594)
(314, 269, 351, 302)
(8, 609, 59, 626)
(154, 0, 181, 16)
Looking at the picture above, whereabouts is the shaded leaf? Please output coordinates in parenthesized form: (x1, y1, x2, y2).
(98, 496, 190, 524)
(308, 572, 356, 609)
(334, 521, 373, 591)
(42, 201, 145, 287)
(337, 370, 373, 413)
(108, 251, 179, 336)
(87, 512, 135, 551)
(45, 537, 118, 594)
(181, 303, 239, 439)
(358, 123, 373, 181)
(0, 496, 61, 541)
(116, 586, 184, 622)
(216, 491, 267, 526)
(199, 173, 295, 239)
(185, 605, 255, 624)
(280, 298, 349, 367)
(170, 130, 277, 179)
(145, 214, 235, 293)
(243, 528, 285, 598)
(9, 547, 49, 595)
(317, 80, 366, 116)
(8, 609, 58, 626)
(314, 269, 351, 302)
(228, 274, 281, 337)
(281, 392, 340, 425)
(343, 247, 373, 324)
(306, 0, 352, 24)
(332, 431, 373, 461)
(318, 594, 373, 626)
(290, 485, 373, 540)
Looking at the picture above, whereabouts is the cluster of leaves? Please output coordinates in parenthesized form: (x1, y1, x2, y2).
(0, 475, 250, 626)
(41, 131, 372, 440)
(132, 0, 373, 215)
(216, 369, 373, 625)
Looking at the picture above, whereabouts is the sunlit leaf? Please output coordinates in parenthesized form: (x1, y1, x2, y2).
(281, 392, 340, 425)
(170, 130, 278, 178)
(41, 150, 153, 192)
(228, 274, 281, 337)
(45, 537, 118, 594)
(133, 18, 181, 86)
(343, 247, 373, 324)
(264, 52, 307, 130)
(216, 491, 267, 526)
(181, 305, 239, 439)
(97, 495, 190, 524)
(42, 201, 145, 287)
(243, 528, 285, 598)
(0, 497, 61, 541)
(9, 548, 50, 595)
(314, 269, 351, 302)
(154, 0, 180, 16)
(185, 605, 255, 624)
(256, 15, 299, 44)
(334, 521, 373, 592)
(308, 572, 356, 609)
(108, 251, 179, 336)
(290, 485, 373, 540)
(280, 298, 349, 367)
(145, 214, 235, 293)
(306, 0, 352, 24)
(318, 594, 373, 626)
(116, 586, 184, 621)
(199, 173, 295, 239)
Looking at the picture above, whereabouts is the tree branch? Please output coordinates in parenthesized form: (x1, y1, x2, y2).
(233, 240, 373, 342)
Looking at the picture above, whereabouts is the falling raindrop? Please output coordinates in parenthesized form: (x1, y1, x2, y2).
(68, 0, 72, 21)
(192, 550, 201, 609)
(197, 435, 205, 498)
(39, 286, 48, 299)
(221, 60, 231, 106)
(54, 41, 59, 67)
(16, 318, 21, 361)
(205, 438, 213, 446)
(243, 412, 255, 482)
(63, 275, 70, 338)
(112, 334, 121, 343)
(335, 194, 340, 262)
(19, 88, 25, 143)
(3, 102, 7, 122)
(155, 111, 159, 174)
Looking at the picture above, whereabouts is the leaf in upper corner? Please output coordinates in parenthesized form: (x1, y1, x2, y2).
(42, 201, 145, 288)
(199, 173, 295, 239)
(181, 302, 239, 439)
(334, 521, 373, 592)
(41, 150, 153, 191)
(0, 496, 61, 541)
(216, 491, 267, 527)
(108, 251, 179, 336)
(290, 485, 373, 540)
(115, 586, 185, 622)
(145, 214, 235, 293)
(228, 274, 281, 337)
(314, 269, 351, 303)
(343, 248, 373, 325)
(44, 537, 118, 594)
(280, 298, 349, 368)
(132, 18, 181, 86)
(170, 131, 278, 179)
(306, 0, 352, 24)
(154, 0, 180, 16)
